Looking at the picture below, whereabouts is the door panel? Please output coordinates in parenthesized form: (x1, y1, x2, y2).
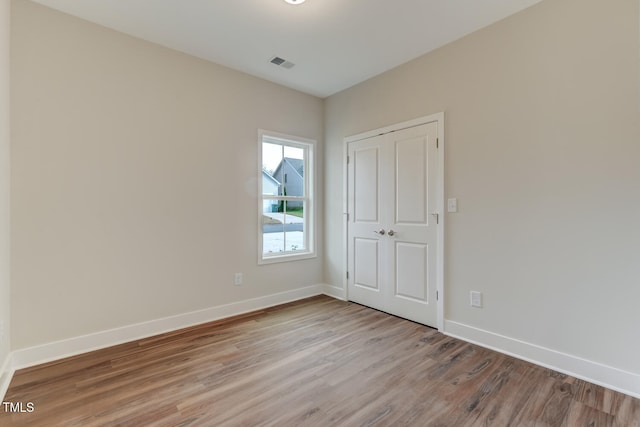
(353, 147, 379, 223)
(348, 121, 439, 327)
(354, 238, 379, 290)
(395, 136, 428, 224)
(395, 242, 428, 302)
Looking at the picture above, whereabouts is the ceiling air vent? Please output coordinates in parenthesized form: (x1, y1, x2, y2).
(270, 56, 295, 69)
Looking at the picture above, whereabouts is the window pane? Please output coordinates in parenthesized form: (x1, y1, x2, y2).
(262, 170, 280, 197)
(282, 146, 304, 197)
(263, 203, 285, 254)
(262, 142, 283, 196)
(262, 201, 307, 256)
(284, 203, 305, 252)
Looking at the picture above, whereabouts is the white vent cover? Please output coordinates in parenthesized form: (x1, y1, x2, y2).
(270, 56, 295, 69)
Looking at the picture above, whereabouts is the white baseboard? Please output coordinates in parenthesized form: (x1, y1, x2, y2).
(11, 285, 325, 371)
(0, 352, 13, 402)
(444, 320, 640, 399)
(7, 292, 638, 401)
(322, 283, 346, 300)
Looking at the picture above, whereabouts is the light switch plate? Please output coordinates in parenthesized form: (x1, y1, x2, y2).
(470, 291, 482, 308)
(448, 198, 458, 213)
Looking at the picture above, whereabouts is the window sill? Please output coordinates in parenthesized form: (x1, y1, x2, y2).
(259, 251, 316, 265)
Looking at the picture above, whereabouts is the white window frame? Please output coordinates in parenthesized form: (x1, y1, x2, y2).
(258, 130, 316, 264)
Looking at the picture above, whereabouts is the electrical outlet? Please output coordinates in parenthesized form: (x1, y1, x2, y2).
(234, 273, 243, 286)
(470, 291, 482, 308)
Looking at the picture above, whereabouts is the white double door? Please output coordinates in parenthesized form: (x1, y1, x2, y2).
(347, 122, 439, 327)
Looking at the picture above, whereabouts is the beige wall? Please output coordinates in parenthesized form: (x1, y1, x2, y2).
(11, 0, 324, 350)
(325, 0, 640, 374)
(0, 0, 10, 378)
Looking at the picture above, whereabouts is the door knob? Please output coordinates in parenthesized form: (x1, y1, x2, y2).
(373, 229, 386, 235)
(387, 230, 395, 236)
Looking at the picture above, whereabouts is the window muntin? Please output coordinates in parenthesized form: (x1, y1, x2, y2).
(259, 131, 315, 264)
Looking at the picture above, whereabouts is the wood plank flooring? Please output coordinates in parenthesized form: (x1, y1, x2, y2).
(1, 296, 638, 426)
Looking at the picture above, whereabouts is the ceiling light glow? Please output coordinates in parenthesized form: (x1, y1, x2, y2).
(284, 0, 306, 4)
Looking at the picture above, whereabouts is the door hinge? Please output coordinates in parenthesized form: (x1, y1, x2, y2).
(436, 138, 439, 149)
(436, 291, 439, 301)
(346, 271, 349, 279)
(347, 155, 350, 164)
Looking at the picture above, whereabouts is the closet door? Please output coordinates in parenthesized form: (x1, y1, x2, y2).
(347, 122, 439, 327)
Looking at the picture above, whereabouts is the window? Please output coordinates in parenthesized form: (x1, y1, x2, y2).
(259, 130, 315, 264)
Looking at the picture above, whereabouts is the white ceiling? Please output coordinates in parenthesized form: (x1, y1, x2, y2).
(30, 0, 543, 98)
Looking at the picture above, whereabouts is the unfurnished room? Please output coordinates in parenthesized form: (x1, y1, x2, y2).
(0, 0, 639, 425)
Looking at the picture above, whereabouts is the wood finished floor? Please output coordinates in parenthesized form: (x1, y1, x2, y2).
(1, 296, 639, 426)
